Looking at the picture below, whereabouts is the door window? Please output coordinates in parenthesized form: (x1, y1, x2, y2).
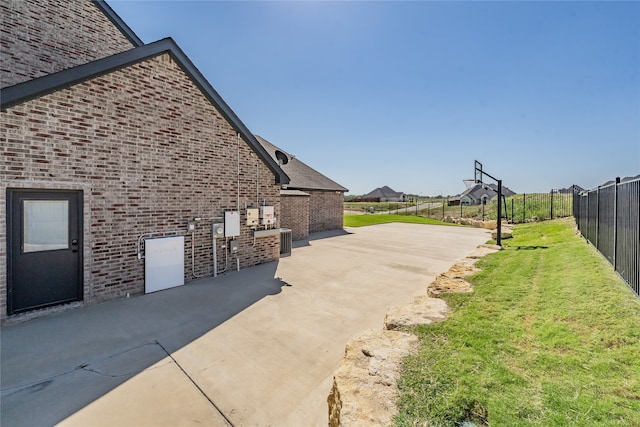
(23, 200, 69, 253)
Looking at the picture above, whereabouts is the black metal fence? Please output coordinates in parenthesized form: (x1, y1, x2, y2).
(573, 177, 640, 297)
(502, 192, 573, 223)
(421, 191, 573, 223)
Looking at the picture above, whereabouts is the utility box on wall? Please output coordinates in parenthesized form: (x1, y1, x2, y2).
(260, 206, 275, 225)
(212, 223, 224, 238)
(224, 211, 240, 237)
(246, 208, 259, 226)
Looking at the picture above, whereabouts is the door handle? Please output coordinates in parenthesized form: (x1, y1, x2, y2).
(71, 239, 78, 253)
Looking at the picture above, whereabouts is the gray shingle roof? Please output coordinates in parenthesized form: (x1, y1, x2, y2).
(362, 186, 405, 199)
(461, 183, 516, 202)
(255, 136, 348, 192)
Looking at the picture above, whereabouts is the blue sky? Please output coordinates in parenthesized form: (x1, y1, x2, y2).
(108, 0, 640, 196)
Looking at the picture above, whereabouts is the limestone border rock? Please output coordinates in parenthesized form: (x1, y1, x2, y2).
(384, 296, 449, 330)
(327, 244, 501, 426)
(328, 329, 418, 427)
(491, 227, 513, 240)
(443, 217, 497, 229)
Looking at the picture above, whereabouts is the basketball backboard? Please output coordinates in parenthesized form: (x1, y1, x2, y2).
(474, 160, 483, 184)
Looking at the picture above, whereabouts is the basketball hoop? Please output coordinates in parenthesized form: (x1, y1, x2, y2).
(473, 160, 503, 246)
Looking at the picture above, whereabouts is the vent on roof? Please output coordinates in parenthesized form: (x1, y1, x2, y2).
(275, 150, 289, 166)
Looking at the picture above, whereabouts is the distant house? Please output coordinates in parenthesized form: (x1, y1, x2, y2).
(447, 196, 461, 206)
(460, 183, 516, 206)
(599, 174, 640, 188)
(255, 136, 348, 241)
(359, 186, 406, 202)
(558, 185, 585, 194)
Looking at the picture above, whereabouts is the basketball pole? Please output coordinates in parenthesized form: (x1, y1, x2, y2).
(474, 160, 502, 247)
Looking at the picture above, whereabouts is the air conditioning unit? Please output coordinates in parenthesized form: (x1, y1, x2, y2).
(280, 228, 292, 257)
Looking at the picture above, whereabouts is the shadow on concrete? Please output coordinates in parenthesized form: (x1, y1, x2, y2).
(0, 261, 284, 427)
(292, 228, 352, 249)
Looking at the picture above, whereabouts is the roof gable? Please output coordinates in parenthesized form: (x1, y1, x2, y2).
(1, 0, 142, 88)
(255, 136, 347, 192)
(1, 38, 288, 185)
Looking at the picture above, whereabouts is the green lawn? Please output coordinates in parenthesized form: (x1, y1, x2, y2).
(344, 214, 454, 227)
(396, 218, 640, 426)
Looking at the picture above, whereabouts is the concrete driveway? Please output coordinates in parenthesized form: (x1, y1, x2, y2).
(1, 223, 489, 427)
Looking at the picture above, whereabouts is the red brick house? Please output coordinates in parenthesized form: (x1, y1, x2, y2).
(255, 136, 348, 241)
(0, 0, 289, 321)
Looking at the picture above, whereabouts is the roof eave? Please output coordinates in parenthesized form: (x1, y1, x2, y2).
(1, 41, 164, 109)
(284, 185, 347, 193)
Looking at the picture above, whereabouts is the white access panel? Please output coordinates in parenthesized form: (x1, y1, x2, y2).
(145, 236, 185, 294)
(224, 210, 241, 237)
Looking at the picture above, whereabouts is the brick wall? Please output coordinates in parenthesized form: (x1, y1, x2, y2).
(308, 191, 344, 233)
(1, 0, 136, 88)
(281, 193, 310, 241)
(1, 53, 280, 320)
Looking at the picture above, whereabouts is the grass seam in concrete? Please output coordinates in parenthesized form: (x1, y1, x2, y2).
(155, 340, 235, 427)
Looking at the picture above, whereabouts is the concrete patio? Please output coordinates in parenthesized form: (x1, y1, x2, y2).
(1, 223, 489, 426)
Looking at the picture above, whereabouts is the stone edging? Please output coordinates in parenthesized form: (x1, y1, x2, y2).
(327, 244, 501, 426)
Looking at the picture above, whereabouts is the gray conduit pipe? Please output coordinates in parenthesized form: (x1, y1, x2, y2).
(191, 231, 205, 278)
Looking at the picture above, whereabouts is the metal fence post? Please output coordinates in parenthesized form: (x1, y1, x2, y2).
(586, 190, 589, 242)
(596, 186, 600, 250)
(511, 198, 514, 223)
(496, 180, 502, 245)
(550, 189, 554, 220)
(614, 177, 620, 271)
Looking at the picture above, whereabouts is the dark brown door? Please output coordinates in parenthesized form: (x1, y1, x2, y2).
(7, 189, 83, 315)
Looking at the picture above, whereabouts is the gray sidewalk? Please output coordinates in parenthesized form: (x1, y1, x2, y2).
(1, 223, 489, 427)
